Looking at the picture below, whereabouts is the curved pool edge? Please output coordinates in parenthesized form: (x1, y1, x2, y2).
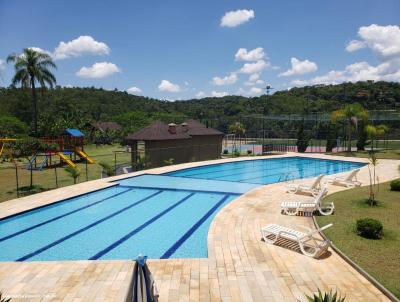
(0, 154, 399, 301)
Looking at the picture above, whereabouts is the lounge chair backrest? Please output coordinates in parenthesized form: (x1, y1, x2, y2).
(311, 174, 325, 189)
(345, 169, 360, 181)
(315, 186, 328, 206)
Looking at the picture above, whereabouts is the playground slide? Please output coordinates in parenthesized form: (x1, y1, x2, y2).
(75, 149, 94, 164)
(57, 152, 76, 168)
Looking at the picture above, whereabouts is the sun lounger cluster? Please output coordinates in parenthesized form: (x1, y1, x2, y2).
(261, 169, 362, 258)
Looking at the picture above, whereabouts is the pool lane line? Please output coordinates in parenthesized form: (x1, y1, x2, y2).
(160, 194, 231, 259)
(118, 185, 242, 196)
(16, 190, 163, 262)
(235, 162, 360, 183)
(89, 192, 196, 260)
(167, 157, 301, 178)
(202, 161, 359, 183)
(0, 188, 134, 243)
(174, 158, 341, 181)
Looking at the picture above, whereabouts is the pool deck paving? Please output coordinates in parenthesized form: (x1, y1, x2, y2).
(0, 153, 399, 301)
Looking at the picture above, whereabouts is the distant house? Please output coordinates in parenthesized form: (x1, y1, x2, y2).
(126, 119, 224, 168)
(90, 122, 122, 144)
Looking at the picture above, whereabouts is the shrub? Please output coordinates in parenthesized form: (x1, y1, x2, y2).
(247, 149, 252, 155)
(305, 289, 346, 302)
(98, 161, 115, 177)
(356, 218, 383, 239)
(233, 149, 240, 157)
(296, 122, 309, 153)
(223, 149, 229, 154)
(390, 179, 400, 191)
(17, 185, 48, 197)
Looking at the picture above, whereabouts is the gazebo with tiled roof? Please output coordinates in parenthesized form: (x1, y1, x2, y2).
(126, 119, 224, 168)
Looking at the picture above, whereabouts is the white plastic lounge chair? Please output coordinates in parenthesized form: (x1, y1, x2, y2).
(261, 223, 333, 258)
(325, 168, 361, 187)
(286, 174, 325, 196)
(281, 186, 334, 216)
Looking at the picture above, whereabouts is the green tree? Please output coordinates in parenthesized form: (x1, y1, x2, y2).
(367, 152, 379, 206)
(0, 115, 28, 137)
(7, 48, 57, 136)
(331, 104, 369, 152)
(228, 122, 246, 136)
(365, 124, 388, 151)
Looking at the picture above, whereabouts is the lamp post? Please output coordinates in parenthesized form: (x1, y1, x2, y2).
(262, 85, 273, 151)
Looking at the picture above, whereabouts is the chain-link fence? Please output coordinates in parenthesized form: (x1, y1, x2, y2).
(0, 143, 222, 203)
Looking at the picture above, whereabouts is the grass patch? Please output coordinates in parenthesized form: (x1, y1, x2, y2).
(328, 150, 400, 160)
(0, 144, 130, 203)
(316, 182, 400, 298)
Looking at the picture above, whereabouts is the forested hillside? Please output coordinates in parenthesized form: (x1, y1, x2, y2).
(0, 81, 399, 137)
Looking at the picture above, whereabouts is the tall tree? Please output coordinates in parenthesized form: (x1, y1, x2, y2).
(331, 104, 369, 152)
(7, 48, 57, 136)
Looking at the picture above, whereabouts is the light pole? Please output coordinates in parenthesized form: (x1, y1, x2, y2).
(262, 85, 273, 151)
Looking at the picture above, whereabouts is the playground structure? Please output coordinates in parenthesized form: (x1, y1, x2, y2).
(1, 129, 94, 171)
(28, 129, 94, 170)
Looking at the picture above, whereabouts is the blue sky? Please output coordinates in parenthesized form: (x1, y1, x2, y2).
(0, 0, 399, 100)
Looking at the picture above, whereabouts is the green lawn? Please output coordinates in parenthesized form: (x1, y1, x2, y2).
(328, 150, 400, 160)
(0, 144, 131, 203)
(316, 182, 400, 298)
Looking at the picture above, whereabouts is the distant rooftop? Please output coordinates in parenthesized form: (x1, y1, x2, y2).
(126, 119, 223, 141)
(92, 122, 122, 131)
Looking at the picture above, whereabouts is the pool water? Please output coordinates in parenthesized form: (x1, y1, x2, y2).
(0, 157, 364, 261)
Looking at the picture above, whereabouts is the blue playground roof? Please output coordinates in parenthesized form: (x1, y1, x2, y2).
(64, 128, 85, 137)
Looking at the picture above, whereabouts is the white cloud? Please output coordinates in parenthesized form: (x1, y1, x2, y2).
(239, 60, 269, 74)
(0, 59, 5, 72)
(237, 86, 263, 97)
(126, 86, 142, 94)
(346, 40, 366, 52)
(292, 24, 400, 87)
(357, 24, 400, 60)
(211, 91, 228, 97)
(212, 73, 238, 85)
(279, 57, 318, 77)
(158, 80, 180, 92)
(244, 73, 265, 86)
(195, 91, 205, 98)
(220, 9, 254, 27)
(53, 36, 110, 60)
(235, 47, 265, 61)
(76, 62, 120, 79)
(291, 59, 400, 86)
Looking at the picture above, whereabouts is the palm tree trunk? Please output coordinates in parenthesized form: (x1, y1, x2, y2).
(347, 119, 352, 152)
(31, 77, 38, 137)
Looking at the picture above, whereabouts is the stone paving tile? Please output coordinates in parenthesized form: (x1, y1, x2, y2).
(0, 154, 399, 301)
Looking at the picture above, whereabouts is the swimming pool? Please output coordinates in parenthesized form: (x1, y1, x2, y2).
(0, 157, 364, 261)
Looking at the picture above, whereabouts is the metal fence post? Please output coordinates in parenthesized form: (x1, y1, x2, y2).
(85, 160, 88, 181)
(15, 162, 19, 198)
(54, 166, 58, 188)
(114, 152, 117, 176)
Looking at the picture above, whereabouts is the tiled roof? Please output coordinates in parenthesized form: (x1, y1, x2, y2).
(126, 119, 224, 141)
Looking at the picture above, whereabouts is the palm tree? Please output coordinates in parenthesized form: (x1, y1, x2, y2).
(64, 166, 81, 184)
(331, 104, 368, 152)
(7, 48, 57, 136)
(365, 124, 388, 151)
(228, 122, 246, 136)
